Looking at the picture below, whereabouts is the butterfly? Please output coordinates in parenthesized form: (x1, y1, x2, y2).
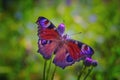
(36, 17, 94, 69)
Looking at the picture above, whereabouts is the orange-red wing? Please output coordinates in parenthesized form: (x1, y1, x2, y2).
(39, 29, 60, 40)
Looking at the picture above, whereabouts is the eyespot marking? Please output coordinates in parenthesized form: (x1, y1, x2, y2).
(41, 40, 47, 45)
(66, 55, 73, 62)
(41, 19, 51, 28)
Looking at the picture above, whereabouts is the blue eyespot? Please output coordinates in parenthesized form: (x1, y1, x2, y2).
(41, 40, 47, 45)
(86, 47, 94, 56)
(66, 55, 73, 62)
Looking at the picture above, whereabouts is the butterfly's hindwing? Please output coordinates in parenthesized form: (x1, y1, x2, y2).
(38, 39, 58, 59)
(53, 44, 75, 69)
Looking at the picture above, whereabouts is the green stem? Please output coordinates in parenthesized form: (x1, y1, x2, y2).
(51, 66, 57, 80)
(46, 58, 52, 80)
(43, 59, 47, 80)
(77, 65, 86, 80)
(83, 66, 93, 80)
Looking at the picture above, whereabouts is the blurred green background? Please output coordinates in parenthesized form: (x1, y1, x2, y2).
(0, 0, 120, 80)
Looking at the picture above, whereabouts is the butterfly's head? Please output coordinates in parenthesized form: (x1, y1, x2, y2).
(63, 34, 70, 40)
(57, 23, 65, 36)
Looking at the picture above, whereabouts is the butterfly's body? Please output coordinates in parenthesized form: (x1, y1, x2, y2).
(36, 17, 94, 69)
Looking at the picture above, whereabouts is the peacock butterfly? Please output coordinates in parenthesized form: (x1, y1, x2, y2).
(36, 17, 94, 69)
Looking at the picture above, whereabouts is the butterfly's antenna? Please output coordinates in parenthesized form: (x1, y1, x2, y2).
(69, 32, 82, 36)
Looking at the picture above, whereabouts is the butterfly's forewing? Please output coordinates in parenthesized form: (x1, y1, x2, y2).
(53, 39, 94, 68)
(67, 40, 94, 60)
(36, 17, 60, 40)
(36, 17, 56, 29)
(37, 17, 60, 59)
